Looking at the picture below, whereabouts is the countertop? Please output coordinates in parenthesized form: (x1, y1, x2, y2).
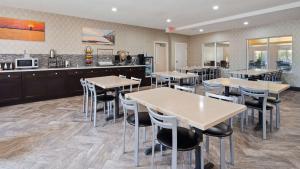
(0, 65, 145, 73)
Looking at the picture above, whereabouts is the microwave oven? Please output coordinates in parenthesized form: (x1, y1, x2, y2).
(15, 58, 39, 69)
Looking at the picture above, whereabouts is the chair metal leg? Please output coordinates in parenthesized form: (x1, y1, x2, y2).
(123, 114, 126, 153)
(270, 110, 273, 132)
(251, 109, 255, 124)
(262, 110, 267, 140)
(143, 127, 146, 143)
(134, 125, 139, 166)
(229, 134, 234, 165)
(245, 109, 249, 126)
(93, 100, 97, 127)
(151, 126, 155, 169)
(205, 136, 210, 155)
(82, 92, 86, 114)
(276, 103, 280, 129)
(240, 112, 244, 132)
(85, 93, 89, 117)
(220, 138, 225, 169)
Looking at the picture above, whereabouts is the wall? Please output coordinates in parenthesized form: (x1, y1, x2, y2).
(188, 19, 300, 87)
(0, 5, 189, 71)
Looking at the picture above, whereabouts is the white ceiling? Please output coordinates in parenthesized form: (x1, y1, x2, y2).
(0, 0, 300, 35)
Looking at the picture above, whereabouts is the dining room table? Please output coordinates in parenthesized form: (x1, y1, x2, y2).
(152, 71, 198, 87)
(86, 75, 140, 120)
(205, 77, 290, 139)
(126, 87, 247, 169)
(229, 69, 278, 78)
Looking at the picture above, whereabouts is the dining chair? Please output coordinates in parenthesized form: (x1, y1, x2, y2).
(174, 85, 196, 93)
(130, 77, 142, 92)
(205, 92, 236, 169)
(87, 82, 115, 126)
(119, 94, 152, 166)
(240, 87, 273, 139)
(80, 78, 89, 117)
(203, 81, 223, 95)
(147, 107, 204, 169)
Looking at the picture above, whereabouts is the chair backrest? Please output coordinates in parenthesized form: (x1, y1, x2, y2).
(131, 77, 142, 91)
(80, 78, 87, 94)
(239, 86, 269, 110)
(203, 81, 223, 95)
(205, 92, 238, 103)
(119, 93, 140, 126)
(147, 107, 177, 130)
(174, 85, 196, 93)
(87, 82, 97, 100)
(119, 74, 127, 79)
(187, 72, 197, 85)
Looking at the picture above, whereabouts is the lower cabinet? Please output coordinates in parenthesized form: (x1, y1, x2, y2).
(0, 66, 146, 106)
(47, 71, 66, 98)
(22, 71, 48, 101)
(0, 72, 22, 105)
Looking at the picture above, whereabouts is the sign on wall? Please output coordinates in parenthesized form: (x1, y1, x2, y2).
(0, 17, 45, 41)
(82, 27, 115, 45)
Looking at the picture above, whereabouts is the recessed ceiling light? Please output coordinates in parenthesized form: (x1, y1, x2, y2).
(244, 21, 249, 25)
(166, 19, 172, 23)
(112, 7, 118, 12)
(212, 5, 219, 10)
(199, 29, 204, 32)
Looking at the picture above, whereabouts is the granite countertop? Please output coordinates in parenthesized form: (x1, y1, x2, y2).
(0, 65, 145, 73)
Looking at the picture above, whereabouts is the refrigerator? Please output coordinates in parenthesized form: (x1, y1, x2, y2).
(144, 56, 154, 77)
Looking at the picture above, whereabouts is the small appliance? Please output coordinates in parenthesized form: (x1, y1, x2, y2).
(15, 58, 39, 69)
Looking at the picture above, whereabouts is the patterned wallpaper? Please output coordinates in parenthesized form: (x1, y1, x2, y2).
(188, 19, 300, 87)
(0, 5, 170, 56)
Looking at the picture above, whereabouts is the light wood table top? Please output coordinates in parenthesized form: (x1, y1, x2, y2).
(230, 69, 278, 76)
(126, 87, 246, 130)
(206, 78, 290, 94)
(86, 76, 139, 89)
(153, 71, 198, 79)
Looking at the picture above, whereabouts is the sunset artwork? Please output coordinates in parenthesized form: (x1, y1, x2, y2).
(0, 17, 45, 41)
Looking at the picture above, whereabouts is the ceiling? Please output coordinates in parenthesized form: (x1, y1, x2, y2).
(0, 0, 300, 35)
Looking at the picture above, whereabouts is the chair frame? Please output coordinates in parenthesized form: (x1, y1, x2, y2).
(80, 78, 89, 117)
(203, 81, 223, 95)
(174, 85, 196, 93)
(240, 86, 272, 139)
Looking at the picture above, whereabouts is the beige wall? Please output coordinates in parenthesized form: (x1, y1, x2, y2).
(0, 6, 189, 71)
(188, 19, 300, 87)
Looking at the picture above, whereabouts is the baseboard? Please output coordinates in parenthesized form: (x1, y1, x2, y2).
(289, 87, 300, 91)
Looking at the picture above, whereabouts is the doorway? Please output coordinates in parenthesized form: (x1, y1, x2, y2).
(175, 43, 188, 70)
(154, 41, 169, 72)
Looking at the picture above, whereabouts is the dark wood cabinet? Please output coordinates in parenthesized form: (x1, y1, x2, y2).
(22, 71, 47, 101)
(0, 72, 22, 105)
(0, 66, 146, 106)
(47, 71, 66, 98)
(66, 70, 84, 96)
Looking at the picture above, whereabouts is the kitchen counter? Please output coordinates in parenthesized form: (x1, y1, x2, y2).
(0, 65, 145, 73)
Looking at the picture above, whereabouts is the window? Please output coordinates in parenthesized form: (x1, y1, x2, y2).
(247, 36, 292, 71)
(203, 41, 230, 69)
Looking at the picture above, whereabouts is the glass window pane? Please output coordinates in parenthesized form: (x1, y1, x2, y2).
(216, 41, 230, 69)
(269, 36, 292, 71)
(203, 42, 216, 66)
(247, 38, 268, 69)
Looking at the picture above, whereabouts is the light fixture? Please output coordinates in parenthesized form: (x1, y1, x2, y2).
(243, 21, 249, 25)
(112, 7, 118, 12)
(199, 29, 204, 32)
(212, 5, 219, 10)
(166, 19, 172, 23)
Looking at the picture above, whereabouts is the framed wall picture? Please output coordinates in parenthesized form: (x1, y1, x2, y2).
(82, 27, 115, 45)
(0, 17, 45, 41)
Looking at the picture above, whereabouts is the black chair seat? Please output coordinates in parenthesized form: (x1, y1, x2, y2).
(267, 97, 281, 104)
(245, 100, 273, 110)
(228, 91, 241, 97)
(126, 111, 152, 127)
(97, 95, 115, 102)
(120, 90, 131, 96)
(203, 122, 233, 137)
(157, 127, 203, 151)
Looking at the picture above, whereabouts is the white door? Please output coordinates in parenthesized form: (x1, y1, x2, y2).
(175, 43, 187, 70)
(154, 42, 168, 72)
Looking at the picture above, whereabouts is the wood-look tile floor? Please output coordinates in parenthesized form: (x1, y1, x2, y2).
(0, 87, 299, 169)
